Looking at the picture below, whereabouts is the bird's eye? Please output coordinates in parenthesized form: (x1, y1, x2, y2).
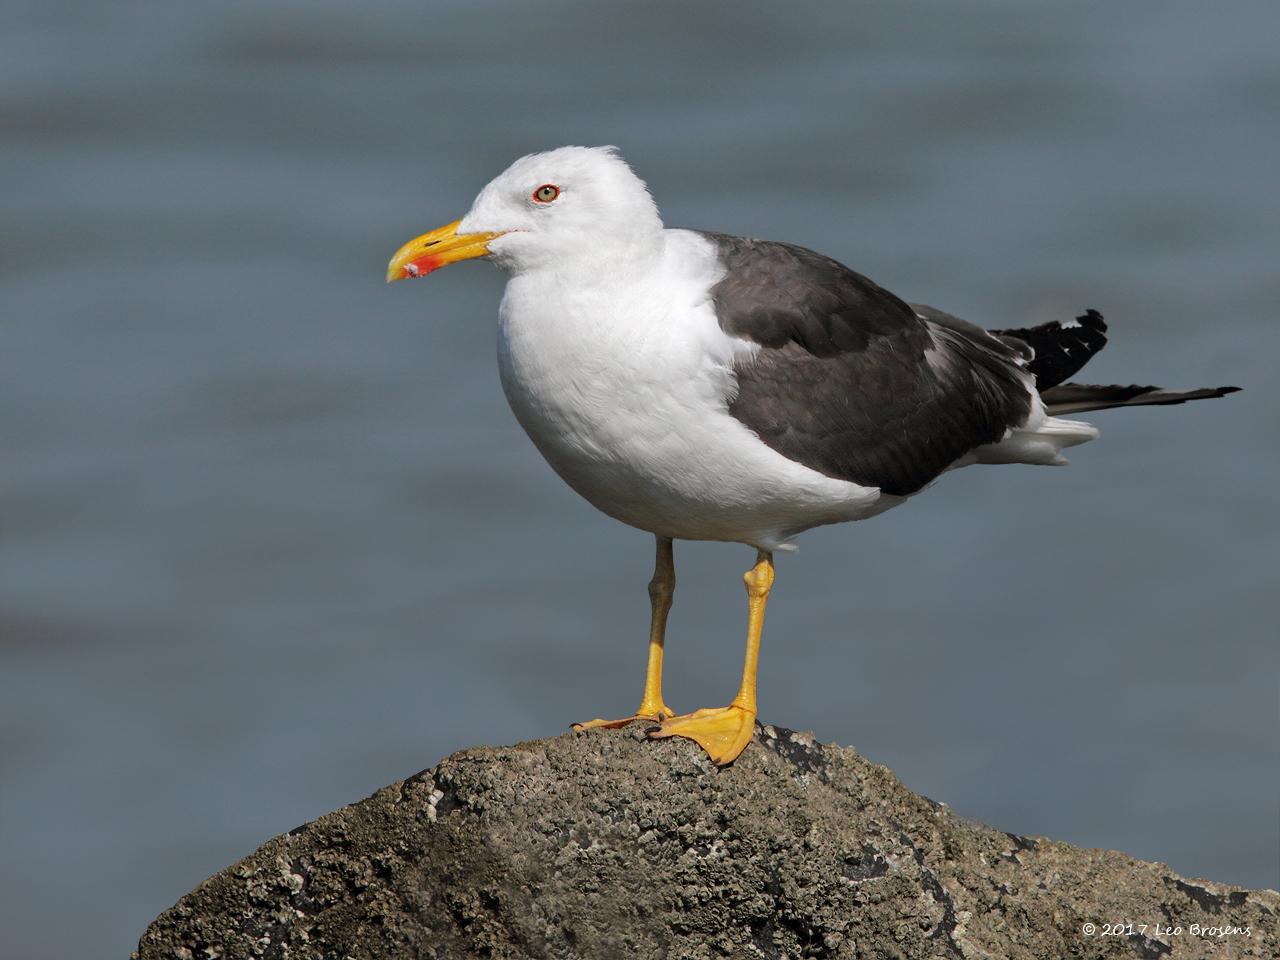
(532, 184, 560, 203)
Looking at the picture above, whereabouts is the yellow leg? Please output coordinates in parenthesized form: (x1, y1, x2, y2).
(573, 536, 677, 730)
(649, 549, 774, 765)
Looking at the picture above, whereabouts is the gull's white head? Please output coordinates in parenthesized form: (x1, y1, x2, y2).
(386, 146, 663, 282)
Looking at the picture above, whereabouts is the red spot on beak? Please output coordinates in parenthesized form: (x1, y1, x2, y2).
(401, 254, 444, 279)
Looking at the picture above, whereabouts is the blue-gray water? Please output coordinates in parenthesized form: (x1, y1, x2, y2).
(2, 2, 1277, 955)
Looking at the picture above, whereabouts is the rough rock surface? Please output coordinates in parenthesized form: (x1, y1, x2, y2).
(135, 725, 1277, 960)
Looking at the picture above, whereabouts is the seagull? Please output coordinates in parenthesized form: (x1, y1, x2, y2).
(386, 145, 1239, 766)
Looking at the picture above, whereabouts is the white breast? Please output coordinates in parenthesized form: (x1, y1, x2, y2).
(495, 229, 882, 550)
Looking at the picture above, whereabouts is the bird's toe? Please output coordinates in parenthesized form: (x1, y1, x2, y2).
(647, 704, 756, 765)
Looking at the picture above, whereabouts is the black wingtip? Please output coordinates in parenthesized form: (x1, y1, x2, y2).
(1040, 382, 1242, 414)
(1076, 308, 1107, 333)
(991, 309, 1110, 390)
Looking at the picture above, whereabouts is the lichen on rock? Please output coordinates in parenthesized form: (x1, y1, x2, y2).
(134, 725, 1278, 959)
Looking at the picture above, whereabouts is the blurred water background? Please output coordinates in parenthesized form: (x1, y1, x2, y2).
(2, 1, 1278, 955)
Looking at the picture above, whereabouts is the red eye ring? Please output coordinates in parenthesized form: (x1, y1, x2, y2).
(532, 183, 560, 203)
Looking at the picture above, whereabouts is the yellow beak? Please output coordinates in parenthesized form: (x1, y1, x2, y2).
(385, 220, 502, 283)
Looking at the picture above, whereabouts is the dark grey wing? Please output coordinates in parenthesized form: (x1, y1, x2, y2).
(910, 302, 1035, 364)
(702, 233, 1033, 497)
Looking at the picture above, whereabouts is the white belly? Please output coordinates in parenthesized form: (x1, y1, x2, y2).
(494, 245, 882, 550)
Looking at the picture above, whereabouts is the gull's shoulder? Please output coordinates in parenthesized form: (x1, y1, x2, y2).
(659, 228, 726, 288)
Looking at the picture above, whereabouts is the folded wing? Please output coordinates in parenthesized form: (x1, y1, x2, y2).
(701, 234, 1036, 497)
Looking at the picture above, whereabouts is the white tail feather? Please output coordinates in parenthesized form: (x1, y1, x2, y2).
(974, 415, 1099, 467)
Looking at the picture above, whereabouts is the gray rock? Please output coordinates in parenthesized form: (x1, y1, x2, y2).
(134, 725, 1277, 959)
